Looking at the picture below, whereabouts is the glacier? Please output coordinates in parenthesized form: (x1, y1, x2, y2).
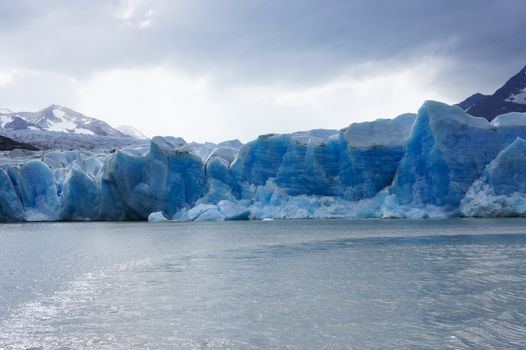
(460, 137, 526, 217)
(2, 101, 526, 222)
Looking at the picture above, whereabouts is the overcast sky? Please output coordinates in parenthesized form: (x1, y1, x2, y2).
(0, 0, 525, 142)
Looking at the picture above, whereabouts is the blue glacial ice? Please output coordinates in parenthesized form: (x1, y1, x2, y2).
(2, 101, 526, 222)
(18, 160, 62, 221)
(230, 113, 415, 200)
(460, 137, 526, 217)
(390, 103, 526, 215)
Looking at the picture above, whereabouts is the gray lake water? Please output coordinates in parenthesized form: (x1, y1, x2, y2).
(1, 219, 526, 349)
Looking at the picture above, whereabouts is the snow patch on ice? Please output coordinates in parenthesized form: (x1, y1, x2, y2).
(344, 113, 416, 148)
(491, 112, 526, 127)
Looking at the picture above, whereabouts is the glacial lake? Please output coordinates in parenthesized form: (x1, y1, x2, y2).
(1, 219, 526, 349)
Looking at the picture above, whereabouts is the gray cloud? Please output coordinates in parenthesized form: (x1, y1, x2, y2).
(1, 0, 525, 88)
(0, 0, 525, 142)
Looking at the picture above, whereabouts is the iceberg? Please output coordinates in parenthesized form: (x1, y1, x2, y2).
(148, 211, 168, 222)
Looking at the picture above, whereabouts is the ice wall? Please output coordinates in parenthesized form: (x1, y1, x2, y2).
(390, 102, 526, 213)
(1, 101, 526, 222)
(460, 138, 526, 217)
(230, 113, 415, 200)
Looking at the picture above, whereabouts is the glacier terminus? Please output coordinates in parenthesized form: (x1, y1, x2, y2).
(2, 101, 526, 222)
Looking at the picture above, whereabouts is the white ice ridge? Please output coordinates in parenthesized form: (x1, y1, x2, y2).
(490, 112, 526, 127)
(344, 113, 415, 148)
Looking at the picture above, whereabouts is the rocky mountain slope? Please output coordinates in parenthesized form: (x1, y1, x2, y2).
(458, 65, 526, 120)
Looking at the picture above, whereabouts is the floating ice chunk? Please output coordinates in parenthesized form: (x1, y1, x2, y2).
(148, 211, 168, 222)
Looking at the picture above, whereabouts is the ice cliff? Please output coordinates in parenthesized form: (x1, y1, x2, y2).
(2, 101, 526, 222)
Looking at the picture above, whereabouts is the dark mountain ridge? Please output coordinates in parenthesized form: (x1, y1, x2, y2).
(459, 65, 526, 120)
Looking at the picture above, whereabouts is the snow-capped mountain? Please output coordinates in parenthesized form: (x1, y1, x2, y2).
(1, 105, 127, 137)
(0, 108, 41, 131)
(0, 105, 152, 151)
(459, 65, 526, 120)
(117, 125, 148, 139)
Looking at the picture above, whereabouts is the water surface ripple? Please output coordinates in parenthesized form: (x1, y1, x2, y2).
(1, 219, 526, 349)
